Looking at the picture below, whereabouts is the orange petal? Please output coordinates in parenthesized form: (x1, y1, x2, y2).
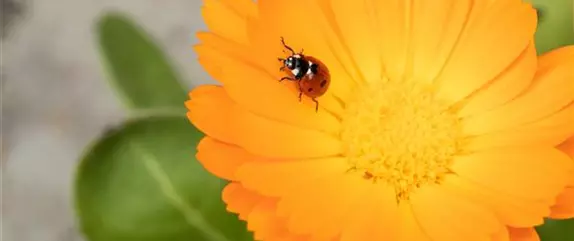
(410, 0, 480, 82)
(196, 32, 259, 70)
(508, 228, 540, 241)
(538, 45, 574, 69)
(244, 199, 310, 241)
(255, 0, 357, 104)
(558, 135, 574, 158)
(236, 157, 348, 198)
(194, 39, 342, 134)
(492, 227, 510, 241)
(396, 202, 432, 241)
(186, 85, 236, 144)
(410, 184, 501, 241)
(186, 85, 342, 159)
(408, 0, 474, 84)
(369, 0, 410, 82)
(339, 182, 400, 241)
(300, 175, 366, 241)
(435, 0, 536, 104)
(200, 0, 256, 44)
(464, 46, 574, 135)
(444, 175, 548, 227)
(323, 0, 381, 84)
(243, 17, 333, 107)
(451, 148, 572, 204)
(465, 103, 574, 152)
(196, 137, 249, 181)
(280, 174, 346, 238)
(221, 182, 264, 220)
(459, 43, 537, 117)
(550, 186, 574, 219)
(268, 234, 309, 241)
(246, 199, 288, 240)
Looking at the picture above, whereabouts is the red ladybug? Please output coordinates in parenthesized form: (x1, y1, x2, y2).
(278, 37, 331, 112)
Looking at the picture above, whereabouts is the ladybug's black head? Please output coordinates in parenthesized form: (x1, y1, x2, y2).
(284, 55, 304, 70)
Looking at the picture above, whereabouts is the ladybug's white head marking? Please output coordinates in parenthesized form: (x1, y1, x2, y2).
(284, 56, 295, 69)
(291, 68, 300, 76)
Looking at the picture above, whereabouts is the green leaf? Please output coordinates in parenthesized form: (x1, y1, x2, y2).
(537, 219, 574, 241)
(97, 12, 188, 111)
(529, 0, 574, 54)
(74, 115, 253, 241)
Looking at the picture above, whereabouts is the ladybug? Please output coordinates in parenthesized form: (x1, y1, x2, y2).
(277, 37, 331, 112)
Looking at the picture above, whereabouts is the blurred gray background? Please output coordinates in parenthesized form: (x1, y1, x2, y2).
(2, 0, 213, 240)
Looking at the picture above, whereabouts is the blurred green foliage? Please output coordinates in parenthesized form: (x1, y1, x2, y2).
(529, 0, 574, 54)
(97, 14, 188, 111)
(75, 115, 252, 241)
(537, 219, 574, 241)
(75, 13, 252, 241)
(75, 5, 574, 241)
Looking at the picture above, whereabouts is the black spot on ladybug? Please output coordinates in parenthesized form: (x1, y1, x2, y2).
(308, 87, 313, 92)
(320, 79, 327, 88)
(310, 63, 319, 74)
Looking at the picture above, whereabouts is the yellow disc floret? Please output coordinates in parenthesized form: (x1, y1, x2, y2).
(341, 79, 463, 201)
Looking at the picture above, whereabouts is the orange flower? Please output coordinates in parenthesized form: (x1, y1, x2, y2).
(186, 0, 574, 240)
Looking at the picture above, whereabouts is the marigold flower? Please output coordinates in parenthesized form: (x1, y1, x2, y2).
(186, 0, 574, 240)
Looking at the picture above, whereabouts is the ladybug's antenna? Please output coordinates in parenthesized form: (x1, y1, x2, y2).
(280, 37, 296, 55)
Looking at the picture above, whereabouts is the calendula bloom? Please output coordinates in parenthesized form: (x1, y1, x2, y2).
(186, 0, 574, 240)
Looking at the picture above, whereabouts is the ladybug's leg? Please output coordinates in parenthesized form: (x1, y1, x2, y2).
(279, 76, 296, 82)
(312, 98, 319, 112)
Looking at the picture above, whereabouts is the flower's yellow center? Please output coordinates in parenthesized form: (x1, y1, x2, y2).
(341, 79, 462, 201)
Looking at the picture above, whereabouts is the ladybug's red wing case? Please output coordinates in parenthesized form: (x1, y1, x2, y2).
(305, 56, 331, 79)
(301, 55, 331, 98)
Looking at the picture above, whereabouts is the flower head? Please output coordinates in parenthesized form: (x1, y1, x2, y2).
(187, 0, 574, 240)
